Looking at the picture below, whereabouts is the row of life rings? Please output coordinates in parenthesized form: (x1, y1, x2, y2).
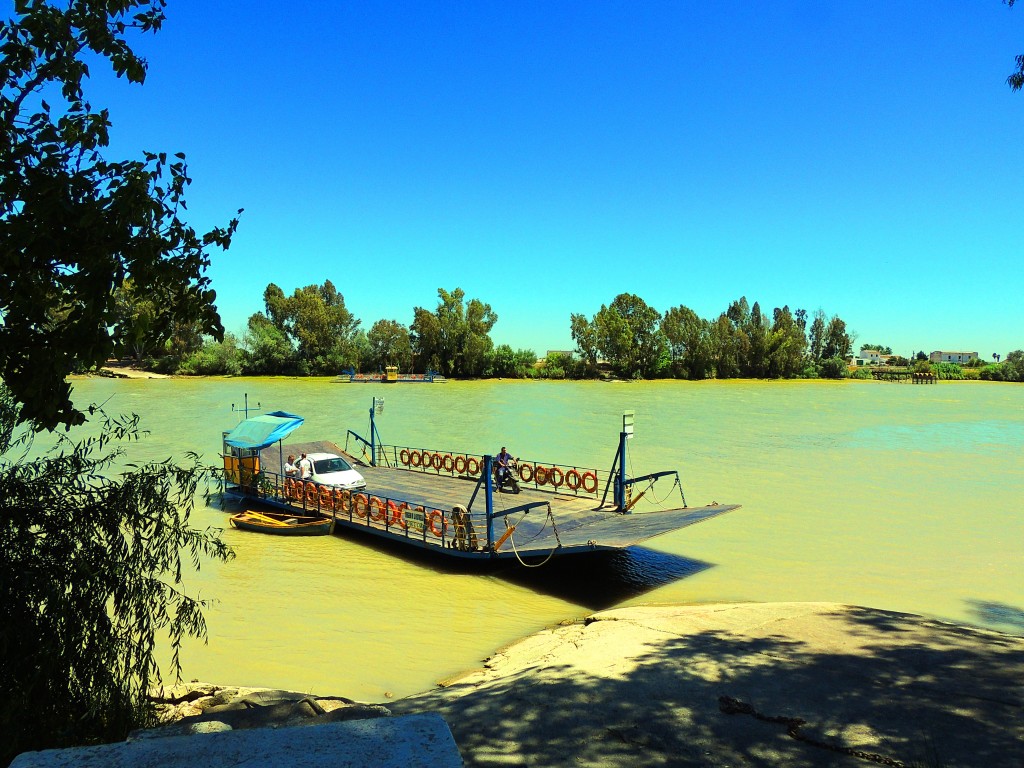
(517, 464, 598, 493)
(346, 493, 448, 537)
(399, 449, 480, 477)
(284, 479, 449, 537)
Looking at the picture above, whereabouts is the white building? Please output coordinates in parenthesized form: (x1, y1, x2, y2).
(929, 351, 978, 364)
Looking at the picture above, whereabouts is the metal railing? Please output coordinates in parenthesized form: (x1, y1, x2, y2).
(225, 469, 488, 554)
(377, 444, 606, 497)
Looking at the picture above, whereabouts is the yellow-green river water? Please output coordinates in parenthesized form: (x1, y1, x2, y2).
(64, 377, 1024, 700)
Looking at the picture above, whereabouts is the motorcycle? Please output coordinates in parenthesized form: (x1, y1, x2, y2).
(493, 457, 521, 494)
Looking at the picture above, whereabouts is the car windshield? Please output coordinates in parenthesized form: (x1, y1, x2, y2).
(314, 457, 351, 473)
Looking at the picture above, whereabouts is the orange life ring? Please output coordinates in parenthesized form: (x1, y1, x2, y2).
(420, 451, 433, 469)
(565, 469, 582, 491)
(454, 455, 467, 474)
(305, 482, 318, 504)
(334, 488, 350, 512)
(427, 510, 446, 537)
(442, 453, 454, 472)
(411, 450, 423, 467)
(581, 471, 598, 494)
(368, 496, 386, 522)
(549, 467, 564, 488)
(534, 466, 549, 486)
(518, 463, 533, 483)
(400, 449, 411, 466)
(466, 457, 479, 475)
(353, 493, 369, 518)
(431, 452, 443, 470)
(319, 486, 334, 510)
(387, 500, 407, 529)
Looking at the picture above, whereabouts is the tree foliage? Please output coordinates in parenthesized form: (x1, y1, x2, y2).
(0, 388, 233, 763)
(367, 319, 413, 372)
(410, 288, 497, 377)
(0, 0, 240, 430)
(1, 4, 238, 759)
(581, 293, 667, 378)
(253, 281, 360, 374)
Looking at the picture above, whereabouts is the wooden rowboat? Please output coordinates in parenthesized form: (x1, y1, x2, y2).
(229, 509, 333, 536)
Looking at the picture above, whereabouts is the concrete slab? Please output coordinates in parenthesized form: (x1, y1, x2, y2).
(11, 713, 462, 768)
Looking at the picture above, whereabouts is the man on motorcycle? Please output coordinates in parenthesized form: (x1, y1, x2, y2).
(495, 446, 519, 493)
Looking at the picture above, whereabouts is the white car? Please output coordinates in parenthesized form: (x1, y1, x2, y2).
(308, 452, 366, 489)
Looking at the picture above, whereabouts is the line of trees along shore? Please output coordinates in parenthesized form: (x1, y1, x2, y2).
(119, 284, 1024, 382)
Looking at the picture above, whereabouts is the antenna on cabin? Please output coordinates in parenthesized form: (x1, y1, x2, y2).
(231, 393, 262, 419)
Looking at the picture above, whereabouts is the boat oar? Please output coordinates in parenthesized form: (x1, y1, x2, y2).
(245, 510, 289, 527)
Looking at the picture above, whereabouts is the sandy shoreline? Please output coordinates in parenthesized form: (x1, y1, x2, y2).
(150, 602, 1023, 767)
(386, 602, 1023, 767)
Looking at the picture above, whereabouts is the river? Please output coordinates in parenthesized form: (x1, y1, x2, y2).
(63, 376, 1024, 700)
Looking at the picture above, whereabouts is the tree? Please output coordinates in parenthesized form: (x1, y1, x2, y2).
(0, 0, 240, 431)
(591, 293, 667, 378)
(0, 391, 233, 763)
(821, 315, 852, 360)
(1007, 1, 1024, 89)
(1004, 349, 1024, 381)
(708, 313, 740, 378)
(766, 305, 808, 378)
(253, 281, 360, 374)
(808, 311, 827, 362)
(661, 305, 711, 380)
(570, 312, 599, 376)
(242, 312, 295, 374)
(1, 4, 236, 758)
(367, 319, 413, 372)
(111, 278, 159, 365)
(410, 288, 497, 377)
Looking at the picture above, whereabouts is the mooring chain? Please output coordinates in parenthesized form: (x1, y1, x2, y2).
(548, 504, 562, 548)
(718, 696, 907, 768)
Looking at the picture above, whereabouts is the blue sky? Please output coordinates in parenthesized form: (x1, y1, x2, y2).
(25, 2, 1024, 358)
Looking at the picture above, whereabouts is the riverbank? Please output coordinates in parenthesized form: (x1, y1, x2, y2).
(386, 602, 1023, 767)
(144, 602, 1023, 767)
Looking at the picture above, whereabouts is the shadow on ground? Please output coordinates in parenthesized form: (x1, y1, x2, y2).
(390, 604, 1024, 767)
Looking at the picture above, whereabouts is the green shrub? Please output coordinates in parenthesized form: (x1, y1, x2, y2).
(0, 390, 233, 761)
(979, 364, 1005, 381)
(931, 362, 964, 380)
(819, 357, 847, 379)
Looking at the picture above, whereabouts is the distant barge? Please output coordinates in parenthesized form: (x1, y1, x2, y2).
(220, 403, 739, 564)
(335, 365, 447, 383)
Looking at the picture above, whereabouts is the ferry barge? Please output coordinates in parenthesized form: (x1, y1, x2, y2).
(220, 402, 739, 564)
(335, 365, 447, 383)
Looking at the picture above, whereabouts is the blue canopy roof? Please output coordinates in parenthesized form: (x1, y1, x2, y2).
(223, 411, 304, 451)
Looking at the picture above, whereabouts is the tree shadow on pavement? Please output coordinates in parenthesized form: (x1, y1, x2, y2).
(391, 605, 1024, 767)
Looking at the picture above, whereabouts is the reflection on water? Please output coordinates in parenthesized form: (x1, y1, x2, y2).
(965, 600, 1024, 631)
(62, 377, 1024, 700)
